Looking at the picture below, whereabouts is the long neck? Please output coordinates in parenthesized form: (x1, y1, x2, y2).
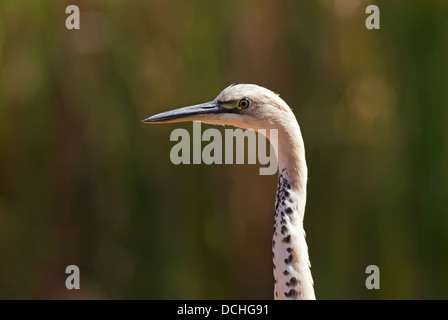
(270, 122, 315, 300)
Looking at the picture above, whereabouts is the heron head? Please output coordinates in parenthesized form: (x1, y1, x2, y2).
(142, 84, 295, 131)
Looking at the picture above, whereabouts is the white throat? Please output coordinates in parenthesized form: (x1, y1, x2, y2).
(269, 122, 315, 300)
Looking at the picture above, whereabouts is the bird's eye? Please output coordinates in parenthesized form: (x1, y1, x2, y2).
(238, 98, 251, 109)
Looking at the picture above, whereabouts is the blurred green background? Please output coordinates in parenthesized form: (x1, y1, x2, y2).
(0, 0, 447, 299)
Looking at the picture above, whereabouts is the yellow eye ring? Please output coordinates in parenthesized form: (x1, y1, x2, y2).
(238, 98, 251, 109)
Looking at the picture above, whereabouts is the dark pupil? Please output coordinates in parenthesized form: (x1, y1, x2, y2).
(241, 99, 247, 107)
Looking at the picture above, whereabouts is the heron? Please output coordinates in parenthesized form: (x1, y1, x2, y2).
(142, 84, 315, 300)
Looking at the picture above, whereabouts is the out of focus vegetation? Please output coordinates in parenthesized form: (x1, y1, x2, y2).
(0, 0, 447, 299)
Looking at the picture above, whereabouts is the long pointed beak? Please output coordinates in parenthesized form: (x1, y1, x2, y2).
(142, 101, 229, 124)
